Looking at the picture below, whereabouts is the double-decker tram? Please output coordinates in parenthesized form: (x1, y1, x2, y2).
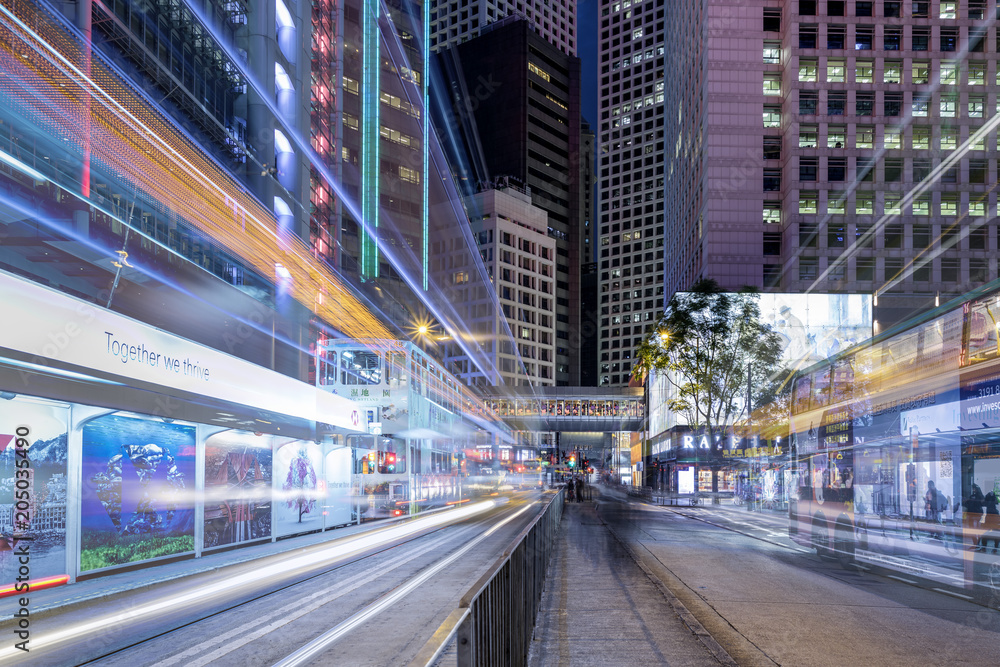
(788, 284, 1000, 602)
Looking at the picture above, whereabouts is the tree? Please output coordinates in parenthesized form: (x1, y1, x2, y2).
(633, 279, 786, 439)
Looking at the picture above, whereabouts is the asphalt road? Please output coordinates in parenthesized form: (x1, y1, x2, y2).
(597, 490, 1000, 666)
(0, 490, 550, 667)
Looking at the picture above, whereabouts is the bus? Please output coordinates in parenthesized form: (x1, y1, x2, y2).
(788, 284, 1000, 603)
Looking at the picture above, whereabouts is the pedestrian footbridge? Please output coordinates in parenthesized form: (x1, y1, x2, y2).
(481, 387, 644, 432)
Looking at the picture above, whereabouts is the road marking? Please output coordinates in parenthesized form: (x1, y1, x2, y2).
(273, 503, 536, 667)
(153, 526, 478, 667)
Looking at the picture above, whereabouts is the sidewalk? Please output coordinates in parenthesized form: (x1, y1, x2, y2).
(528, 487, 726, 667)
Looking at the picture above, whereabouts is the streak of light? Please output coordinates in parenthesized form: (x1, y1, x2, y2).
(0, 500, 499, 663)
(0, 147, 47, 181)
(0, 575, 69, 599)
(271, 501, 535, 667)
(0, 0, 392, 346)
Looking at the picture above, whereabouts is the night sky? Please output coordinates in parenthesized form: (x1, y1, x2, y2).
(579, 0, 598, 126)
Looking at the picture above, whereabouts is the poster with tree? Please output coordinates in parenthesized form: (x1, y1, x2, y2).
(274, 441, 323, 536)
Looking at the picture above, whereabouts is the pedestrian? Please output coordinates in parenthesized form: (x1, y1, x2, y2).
(925, 480, 941, 523)
(566, 477, 575, 502)
(981, 490, 1000, 553)
(576, 476, 585, 502)
(964, 484, 985, 550)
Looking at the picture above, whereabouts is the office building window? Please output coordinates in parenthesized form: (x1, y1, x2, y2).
(800, 90, 819, 115)
(941, 62, 958, 85)
(883, 1, 901, 17)
(884, 193, 902, 214)
(856, 1, 874, 16)
(855, 25, 874, 49)
(764, 201, 782, 224)
(912, 126, 931, 149)
(884, 60, 902, 83)
(941, 28, 958, 51)
(856, 257, 875, 281)
(800, 157, 818, 181)
(764, 169, 782, 191)
(828, 125, 846, 148)
(799, 257, 819, 281)
(884, 223, 903, 248)
(799, 58, 818, 82)
(799, 191, 819, 214)
(884, 92, 902, 116)
(800, 124, 819, 147)
(884, 130, 902, 149)
(856, 91, 874, 115)
(763, 105, 782, 127)
(856, 192, 874, 214)
(970, 159, 988, 183)
(800, 24, 818, 48)
(828, 24, 847, 48)
(828, 91, 846, 115)
(913, 158, 932, 181)
(912, 27, 929, 50)
(884, 28, 901, 50)
(828, 193, 847, 214)
(912, 61, 930, 84)
(764, 136, 782, 160)
(855, 59, 874, 82)
(763, 41, 781, 64)
(828, 58, 846, 82)
(829, 157, 847, 181)
(884, 258, 903, 283)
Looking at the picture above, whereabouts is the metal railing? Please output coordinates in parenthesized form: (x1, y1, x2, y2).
(409, 489, 565, 667)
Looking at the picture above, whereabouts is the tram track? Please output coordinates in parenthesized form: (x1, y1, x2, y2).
(0, 495, 541, 666)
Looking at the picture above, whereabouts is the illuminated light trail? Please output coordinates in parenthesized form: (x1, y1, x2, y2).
(271, 501, 534, 667)
(0, 189, 325, 368)
(0, 0, 393, 346)
(0, 500, 500, 665)
(173, 0, 516, 383)
(0, 575, 69, 599)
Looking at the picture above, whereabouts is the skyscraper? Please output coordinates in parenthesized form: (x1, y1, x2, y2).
(601, 0, 1000, 386)
(596, 0, 666, 387)
(435, 16, 585, 385)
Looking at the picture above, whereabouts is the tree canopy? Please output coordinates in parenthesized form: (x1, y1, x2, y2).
(633, 279, 787, 436)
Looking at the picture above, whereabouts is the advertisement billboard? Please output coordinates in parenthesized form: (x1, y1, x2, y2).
(81, 414, 196, 571)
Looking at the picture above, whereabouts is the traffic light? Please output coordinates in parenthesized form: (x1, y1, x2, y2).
(386, 452, 396, 473)
(568, 455, 576, 468)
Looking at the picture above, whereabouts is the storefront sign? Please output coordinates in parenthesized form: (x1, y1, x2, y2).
(0, 271, 363, 431)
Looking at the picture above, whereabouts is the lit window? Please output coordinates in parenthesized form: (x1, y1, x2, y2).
(855, 59, 873, 83)
(827, 125, 846, 148)
(855, 125, 874, 149)
(940, 96, 957, 118)
(855, 194, 874, 214)
(884, 130, 901, 149)
(941, 63, 957, 85)
(827, 59, 845, 82)
(940, 1, 956, 18)
(883, 60, 902, 83)
(763, 74, 781, 95)
(912, 126, 931, 149)
(941, 129, 958, 150)
(969, 62, 986, 85)
(799, 58, 818, 82)
(884, 195, 901, 215)
(799, 191, 818, 214)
